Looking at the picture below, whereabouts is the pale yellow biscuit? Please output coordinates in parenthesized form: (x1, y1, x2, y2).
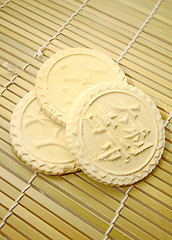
(66, 82, 165, 186)
(10, 90, 79, 175)
(35, 48, 127, 125)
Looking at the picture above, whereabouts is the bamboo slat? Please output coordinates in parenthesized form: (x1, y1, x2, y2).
(13, 205, 70, 240)
(0, 117, 10, 131)
(25, 184, 131, 240)
(42, 176, 121, 220)
(19, 195, 91, 240)
(0, 223, 28, 240)
(125, 196, 172, 234)
(2, 6, 57, 37)
(0, 152, 34, 182)
(135, 182, 172, 208)
(0, 205, 9, 222)
(0, 41, 42, 70)
(129, 187, 172, 221)
(1, 179, 22, 200)
(144, 173, 172, 197)
(6, 211, 49, 240)
(62, 173, 125, 202)
(113, 215, 155, 240)
(1, 89, 21, 105)
(1, 166, 28, 191)
(1, 96, 16, 110)
(120, 207, 171, 240)
(21, 0, 71, 22)
(26, 186, 105, 239)
(32, 176, 111, 229)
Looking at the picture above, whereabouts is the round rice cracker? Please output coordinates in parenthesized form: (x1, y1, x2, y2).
(66, 82, 165, 186)
(35, 48, 127, 126)
(10, 89, 79, 175)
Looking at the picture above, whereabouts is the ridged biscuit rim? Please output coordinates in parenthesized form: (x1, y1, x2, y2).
(66, 82, 165, 186)
(35, 48, 127, 126)
(9, 89, 80, 175)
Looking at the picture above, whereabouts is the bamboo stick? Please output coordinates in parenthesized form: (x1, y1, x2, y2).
(0, 41, 42, 70)
(163, 150, 172, 164)
(165, 141, 172, 153)
(42, 175, 119, 221)
(1, 107, 12, 122)
(1, 140, 22, 162)
(166, 122, 172, 132)
(0, 223, 28, 240)
(159, 158, 172, 173)
(135, 182, 172, 208)
(126, 78, 172, 114)
(32, 176, 111, 232)
(0, 25, 42, 54)
(81, 5, 172, 51)
(121, 63, 172, 101)
(0, 117, 10, 131)
(1, 167, 27, 191)
(63, 20, 172, 75)
(114, 215, 154, 240)
(129, 187, 172, 221)
(7, 1, 62, 31)
(1, 97, 15, 112)
(5, 83, 28, 99)
(109, 223, 135, 240)
(15, 201, 104, 240)
(69, 19, 129, 48)
(35, 0, 74, 17)
(2, 6, 57, 37)
(26, 186, 110, 239)
(51, 0, 79, 11)
(1, 192, 14, 211)
(125, 196, 172, 234)
(123, 53, 172, 82)
(87, 0, 145, 29)
(115, 0, 172, 24)
(144, 174, 172, 198)
(13, 204, 69, 240)
(2, 89, 21, 105)
(7, 212, 49, 240)
(165, 131, 172, 143)
(0, 152, 34, 182)
(19, 195, 91, 240)
(121, 207, 172, 240)
(0, 76, 9, 87)
(65, 25, 123, 54)
(100, 0, 172, 39)
(61, 173, 124, 202)
(0, 18, 45, 47)
(1, 179, 21, 200)
(61, 28, 119, 59)
(0, 205, 9, 222)
(15, 0, 67, 23)
(107, 227, 131, 240)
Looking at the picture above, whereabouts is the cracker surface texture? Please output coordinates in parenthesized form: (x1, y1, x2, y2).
(66, 82, 165, 186)
(36, 48, 127, 125)
(10, 90, 79, 175)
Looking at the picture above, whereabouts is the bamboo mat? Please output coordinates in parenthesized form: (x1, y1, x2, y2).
(0, 0, 172, 239)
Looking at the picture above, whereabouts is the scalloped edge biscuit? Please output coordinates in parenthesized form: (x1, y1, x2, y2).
(66, 82, 165, 186)
(35, 48, 127, 126)
(10, 89, 80, 175)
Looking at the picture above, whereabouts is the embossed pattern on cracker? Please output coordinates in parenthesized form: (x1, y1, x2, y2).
(66, 82, 165, 186)
(10, 90, 79, 175)
(36, 48, 127, 125)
